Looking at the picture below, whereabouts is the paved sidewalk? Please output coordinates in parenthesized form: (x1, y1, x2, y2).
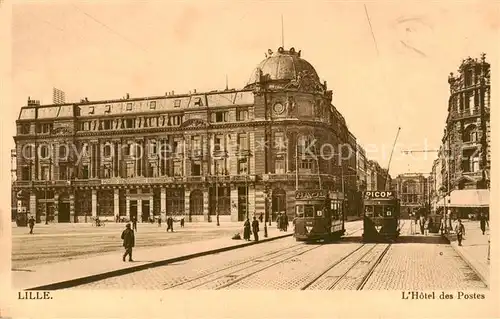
(445, 220, 490, 287)
(13, 226, 293, 290)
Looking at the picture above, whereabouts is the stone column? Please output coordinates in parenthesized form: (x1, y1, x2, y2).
(125, 190, 130, 219)
(137, 198, 142, 222)
(149, 194, 154, 219)
(113, 188, 119, 218)
(69, 193, 75, 223)
(29, 192, 37, 221)
(160, 187, 166, 221)
(91, 189, 97, 217)
(203, 188, 209, 222)
(249, 132, 255, 174)
(248, 184, 255, 218)
(184, 188, 191, 221)
(53, 193, 59, 223)
(230, 186, 238, 222)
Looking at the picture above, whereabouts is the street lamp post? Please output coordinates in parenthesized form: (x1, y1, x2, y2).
(216, 172, 219, 226)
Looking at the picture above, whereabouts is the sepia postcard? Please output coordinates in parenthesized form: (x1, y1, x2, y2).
(1, 0, 499, 318)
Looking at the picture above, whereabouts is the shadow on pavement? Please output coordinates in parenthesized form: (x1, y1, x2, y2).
(394, 235, 448, 244)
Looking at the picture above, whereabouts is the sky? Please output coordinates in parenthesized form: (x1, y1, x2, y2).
(10, 0, 500, 177)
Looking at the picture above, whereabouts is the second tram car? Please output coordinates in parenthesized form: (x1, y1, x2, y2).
(294, 190, 345, 242)
(362, 190, 401, 242)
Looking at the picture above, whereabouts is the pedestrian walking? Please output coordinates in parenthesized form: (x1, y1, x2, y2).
(158, 215, 162, 227)
(276, 213, 282, 231)
(132, 216, 137, 231)
(243, 218, 251, 241)
(166, 215, 174, 232)
(455, 219, 465, 246)
(259, 213, 263, 223)
(479, 213, 488, 235)
(28, 216, 35, 234)
(419, 215, 425, 235)
(121, 223, 135, 262)
(424, 217, 429, 236)
(180, 216, 185, 228)
(282, 213, 289, 232)
(252, 216, 259, 241)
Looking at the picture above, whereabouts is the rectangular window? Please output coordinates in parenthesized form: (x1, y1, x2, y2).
(215, 159, 225, 175)
(149, 101, 156, 109)
(192, 136, 201, 155)
(41, 167, 49, 180)
(22, 167, 30, 180)
(299, 159, 313, 171)
(105, 105, 111, 113)
(274, 132, 285, 150)
(149, 141, 157, 155)
(213, 111, 228, 123)
(126, 163, 134, 178)
(126, 103, 133, 111)
(82, 165, 89, 179)
(237, 109, 248, 121)
(102, 120, 112, 130)
(59, 165, 68, 180)
(237, 133, 248, 150)
(275, 159, 285, 174)
(191, 162, 201, 176)
(238, 158, 248, 174)
(89, 106, 95, 115)
(173, 161, 182, 176)
(125, 119, 134, 128)
(174, 99, 181, 108)
(214, 136, 223, 151)
(21, 124, 30, 134)
(194, 97, 202, 106)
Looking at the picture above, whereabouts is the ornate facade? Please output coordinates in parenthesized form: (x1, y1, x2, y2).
(393, 173, 429, 218)
(13, 47, 361, 223)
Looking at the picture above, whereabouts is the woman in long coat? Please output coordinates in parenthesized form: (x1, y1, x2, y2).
(243, 219, 251, 241)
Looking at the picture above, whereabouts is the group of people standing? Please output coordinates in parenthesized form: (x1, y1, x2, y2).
(243, 217, 260, 241)
(416, 215, 433, 236)
(276, 212, 289, 232)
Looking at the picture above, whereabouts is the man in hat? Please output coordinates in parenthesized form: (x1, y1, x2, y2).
(28, 215, 35, 234)
(121, 223, 135, 262)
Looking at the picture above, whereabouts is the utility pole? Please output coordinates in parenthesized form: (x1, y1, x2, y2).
(384, 127, 401, 190)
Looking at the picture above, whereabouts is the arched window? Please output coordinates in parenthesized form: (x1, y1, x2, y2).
(463, 125, 477, 143)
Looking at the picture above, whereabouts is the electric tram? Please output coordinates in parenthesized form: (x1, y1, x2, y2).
(294, 190, 346, 242)
(362, 190, 401, 242)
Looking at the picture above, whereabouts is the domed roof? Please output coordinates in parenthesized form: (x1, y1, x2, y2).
(247, 47, 320, 86)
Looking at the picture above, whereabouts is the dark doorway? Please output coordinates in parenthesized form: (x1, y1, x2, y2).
(272, 189, 287, 221)
(142, 200, 150, 222)
(59, 203, 70, 223)
(130, 200, 138, 221)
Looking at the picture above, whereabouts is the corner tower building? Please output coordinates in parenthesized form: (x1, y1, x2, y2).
(13, 47, 358, 223)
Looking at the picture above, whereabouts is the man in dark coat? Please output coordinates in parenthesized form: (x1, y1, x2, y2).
(479, 213, 488, 235)
(252, 216, 259, 241)
(28, 216, 35, 234)
(455, 219, 465, 246)
(121, 223, 135, 262)
(282, 213, 288, 232)
(276, 213, 282, 231)
(166, 215, 174, 232)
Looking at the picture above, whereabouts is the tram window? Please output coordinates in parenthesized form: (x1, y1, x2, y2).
(374, 206, 384, 217)
(385, 207, 393, 217)
(365, 206, 374, 217)
(304, 205, 314, 218)
(296, 205, 304, 217)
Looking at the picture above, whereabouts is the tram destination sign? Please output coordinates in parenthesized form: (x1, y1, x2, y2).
(363, 191, 396, 200)
(295, 190, 328, 200)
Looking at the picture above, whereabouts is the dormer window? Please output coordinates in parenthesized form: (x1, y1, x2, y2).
(89, 106, 95, 115)
(150, 101, 156, 109)
(194, 97, 202, 106)
(105, 105, 111, 113)
(126, 103, 133, 111)
(174, 100, 181, 108)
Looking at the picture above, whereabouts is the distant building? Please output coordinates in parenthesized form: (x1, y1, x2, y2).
(52, 88, 66, 104)
(366, 160, 390, 191)
(394, 173, 429, 218)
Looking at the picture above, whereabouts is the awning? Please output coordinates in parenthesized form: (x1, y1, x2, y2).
(436, 189, 489, 208)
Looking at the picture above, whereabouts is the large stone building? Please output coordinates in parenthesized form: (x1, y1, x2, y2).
(393, 173, 429, 218)
(366, 160, 390, 192)
(13, 46, 364, 223)
(433, 54, 490, 217)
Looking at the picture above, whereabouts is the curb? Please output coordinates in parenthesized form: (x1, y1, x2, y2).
(26, 232, 294, 290)
(444, 234, 489, 288)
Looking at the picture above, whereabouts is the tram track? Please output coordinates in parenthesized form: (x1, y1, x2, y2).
(163, 242, 304, 289)
(170, 243, 326, 290)
(303, 243, 392, 290)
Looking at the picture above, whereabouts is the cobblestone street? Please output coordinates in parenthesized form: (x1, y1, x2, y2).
(74, 220, 487, 290)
